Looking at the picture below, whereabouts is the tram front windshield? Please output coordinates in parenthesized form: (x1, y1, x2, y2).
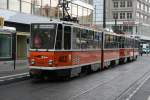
(31, 24, 56, 49)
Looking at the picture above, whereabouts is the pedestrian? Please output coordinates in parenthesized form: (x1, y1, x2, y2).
(146, 49, 149, 56)
(139, 48, 143, 56)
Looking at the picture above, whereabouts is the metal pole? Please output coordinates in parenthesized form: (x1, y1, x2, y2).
(115, 18, 117, 32)
(13, 33, 16, 70)
(63, 0, 65, 20)
(20, 0, 22, 12)
(101, 0, 106, 69)
(103, 0, 106, 28)
(49, 0, 52, 20)
(7, 0, 9, 10)
(95, 5, 96, 25)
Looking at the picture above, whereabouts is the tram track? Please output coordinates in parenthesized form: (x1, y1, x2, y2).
(67, 72, 121, 100)
(115, 67, 150, 100)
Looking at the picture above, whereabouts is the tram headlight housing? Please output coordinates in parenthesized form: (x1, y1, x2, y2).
(48, 60, 53, 65)
(31, 59, 35, 65)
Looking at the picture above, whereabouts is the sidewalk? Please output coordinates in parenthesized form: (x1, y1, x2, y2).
(0, 60, 29, 85)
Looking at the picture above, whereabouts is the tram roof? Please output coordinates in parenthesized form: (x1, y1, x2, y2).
(104, 31, 120, 36)
(31, 20, 103, 32)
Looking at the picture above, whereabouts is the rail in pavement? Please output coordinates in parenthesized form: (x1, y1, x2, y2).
(0, 60, 30, 85)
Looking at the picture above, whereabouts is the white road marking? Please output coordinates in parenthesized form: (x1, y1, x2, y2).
(125, 74, 150, 100)
(147, 96, 150, 100)
(0, 72, 29, 79)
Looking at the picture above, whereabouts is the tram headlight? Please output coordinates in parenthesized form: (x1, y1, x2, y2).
(31, 59, 35, 65)
(48, 60, 53, 65)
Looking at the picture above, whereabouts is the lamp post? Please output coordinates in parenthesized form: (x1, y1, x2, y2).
(114, 17, 117, 33)
(103, 0, 106, 28)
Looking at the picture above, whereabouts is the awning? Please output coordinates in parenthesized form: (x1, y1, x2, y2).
(0, 9, 50, 25)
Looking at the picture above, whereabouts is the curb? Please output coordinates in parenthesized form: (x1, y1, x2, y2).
(0, 73, 30, 85)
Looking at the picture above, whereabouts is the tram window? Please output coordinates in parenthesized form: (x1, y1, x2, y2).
(124, 38, 127, 48)
(105, 34, 110, 48)
(81, 29, 88, 49)
(130, 39, 132, 48)
(87, 30, 94, 49)
(118, 36, 121, 48)
(125, 38, 128, 48)
(116, 36, 120, 48)
(72, 27, 80, 49)
(114, 36, 117, 48)
(116, 36, 119, 48)
(64, 26, 71, 50)
(128, 38, 130, 48)
(110, 35, 114, 48)
(95, 32, 102, 49)
(55, 24, 62, 49)
(121, 37, 125, 48)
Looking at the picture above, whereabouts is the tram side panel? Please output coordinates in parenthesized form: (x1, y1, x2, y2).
(71, 51, 102, 71)
(103, 49, 119, 67)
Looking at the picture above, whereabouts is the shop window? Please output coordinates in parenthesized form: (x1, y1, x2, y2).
(0, 34, 12, 58)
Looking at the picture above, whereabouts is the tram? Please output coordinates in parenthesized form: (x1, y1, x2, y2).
(28, 21, 139, 79)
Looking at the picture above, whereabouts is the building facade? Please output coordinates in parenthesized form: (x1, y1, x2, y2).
(0, 0, 94, 60)
(93, 0, 103, 24)
(105, 0, 150, 36)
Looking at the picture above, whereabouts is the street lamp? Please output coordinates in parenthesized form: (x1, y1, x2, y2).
(114, 16, 117, 33)
(103, 0, 106, 28)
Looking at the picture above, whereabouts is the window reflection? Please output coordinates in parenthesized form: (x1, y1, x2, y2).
(22, 1, 31, 13)
(0, 0, 93, 24)
(9, 0, 20, 11)
(0, 0, 7, 9)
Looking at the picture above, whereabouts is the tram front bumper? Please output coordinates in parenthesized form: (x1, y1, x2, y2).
(29, 66, 71, 78)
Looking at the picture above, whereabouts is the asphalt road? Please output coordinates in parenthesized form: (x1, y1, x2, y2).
(0, 55, 150, 100)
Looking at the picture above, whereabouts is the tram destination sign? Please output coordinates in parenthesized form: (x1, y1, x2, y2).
(39, 24, 55, 29)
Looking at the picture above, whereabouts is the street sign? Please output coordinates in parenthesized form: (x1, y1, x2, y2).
(123, 21, 135, 26)
(0, 17, 4, 27)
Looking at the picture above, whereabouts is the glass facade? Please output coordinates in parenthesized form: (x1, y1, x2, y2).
(0, 34, 12, 58)
(0, 0, 7, 9)
(0, 0, 93, 24)
(93, 0, 103, 24)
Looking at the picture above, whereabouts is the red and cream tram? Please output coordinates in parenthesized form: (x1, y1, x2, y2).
(28, 21, 139, 79)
